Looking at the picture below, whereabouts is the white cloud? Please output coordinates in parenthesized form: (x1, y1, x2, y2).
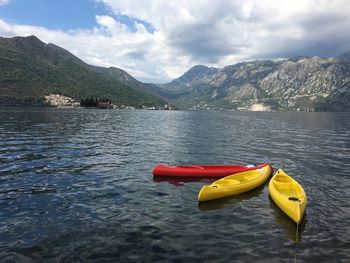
(1, 0, 350, 83)
(0, 18, 174, 82)
(99, 0, 350, 68)
(0, 0, 10, 6)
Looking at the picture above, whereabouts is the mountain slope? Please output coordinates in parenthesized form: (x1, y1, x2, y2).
(0, 35, 165, 106)
(337, 50, 350, 63)
(155, 56, 350, 111)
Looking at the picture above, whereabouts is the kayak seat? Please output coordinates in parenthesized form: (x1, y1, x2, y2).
(244, 174, 259, 181)
(227, 179, 240, 184)
(273, 181, 296, 195)
(274, 175, 292, 183)
(215, 179, 240, 187)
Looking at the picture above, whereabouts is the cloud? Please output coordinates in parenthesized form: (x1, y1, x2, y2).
(98, 0, 350, 74)
(0, 17, 172, 82)
(1, 0, 350, 83)
(0, 0, 10, 6)
(240, 0, 350, 59)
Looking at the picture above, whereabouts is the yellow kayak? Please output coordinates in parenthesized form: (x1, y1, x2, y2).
(198, 164, 273, 202)
(269, 169, 307, 224)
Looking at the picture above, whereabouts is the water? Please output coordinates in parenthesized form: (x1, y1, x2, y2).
(0, 108, 349, 262)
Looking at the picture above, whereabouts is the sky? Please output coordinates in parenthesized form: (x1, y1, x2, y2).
(0, 0, 350, 83)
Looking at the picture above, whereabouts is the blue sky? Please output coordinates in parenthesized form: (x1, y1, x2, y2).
(0, 0, 106, 29)
(0, 0, 350, 83)
(0, 0, 154, 32)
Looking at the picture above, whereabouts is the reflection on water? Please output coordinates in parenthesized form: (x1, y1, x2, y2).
(268, 196, 306, 242)
(198, 184, 266, 211)
(0, 108, 349, 262)
(153, 176, 213, 186)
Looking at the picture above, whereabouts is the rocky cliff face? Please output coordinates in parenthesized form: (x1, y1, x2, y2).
(156, 54, 350, 111)
(259, 57, 350, 111)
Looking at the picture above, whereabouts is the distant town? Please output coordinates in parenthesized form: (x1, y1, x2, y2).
(44, 94, 175, 110)
(43, 93, 318, 112)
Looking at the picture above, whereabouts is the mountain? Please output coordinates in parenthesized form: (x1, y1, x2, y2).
(0, 35, 165, 106)
(169, 65, 219, 86)
(155, 55, 350, 111)
(337, 50, 350, 63)
(2, 35, 349, 111)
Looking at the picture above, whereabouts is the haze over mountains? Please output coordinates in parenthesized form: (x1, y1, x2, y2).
(0, 35, 349, 111)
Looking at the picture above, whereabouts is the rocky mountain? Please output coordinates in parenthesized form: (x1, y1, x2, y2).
(156, 54, 350, 111)
(1, 35, 349, 111)
(0, 35, 165, 106)
(337, 50, 350, 63)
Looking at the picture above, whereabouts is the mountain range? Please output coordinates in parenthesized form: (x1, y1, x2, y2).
(0, 35, 349, 111)
(156, 56, 350, 111)
(0, 35, 165, 106)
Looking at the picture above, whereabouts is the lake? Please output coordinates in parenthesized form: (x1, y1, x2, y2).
(0, 108, 349, 262)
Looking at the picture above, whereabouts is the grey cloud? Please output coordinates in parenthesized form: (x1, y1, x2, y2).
(255, 12, 350, 60)
(254, 37, 350, 61)
(168, 1, 350, 65)
(168, 23, 243, 63)
(92, 0, 350, 82)
(298, 13, 350, 56)
(161, 1, 250, 63)
(127, 50, 145, 60)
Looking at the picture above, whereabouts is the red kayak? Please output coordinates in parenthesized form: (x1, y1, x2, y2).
(152, 163, 272, 179)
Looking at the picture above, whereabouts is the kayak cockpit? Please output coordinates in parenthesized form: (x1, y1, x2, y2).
(272, 175, 304, 200)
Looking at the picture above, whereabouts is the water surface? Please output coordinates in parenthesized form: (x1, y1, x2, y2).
(0, 108, 349, 262)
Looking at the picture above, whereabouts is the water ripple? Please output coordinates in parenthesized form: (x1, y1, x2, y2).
(0, 108, 349, 262)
